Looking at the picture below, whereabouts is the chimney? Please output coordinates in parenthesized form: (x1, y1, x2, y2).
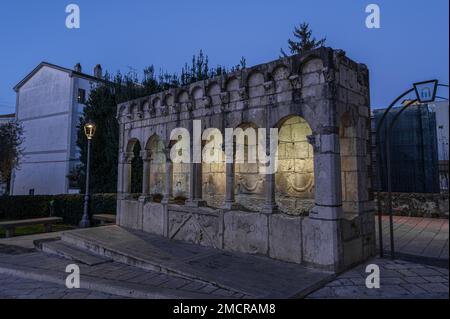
(94, 64, 102, 78)
(74, 63, 82, 73)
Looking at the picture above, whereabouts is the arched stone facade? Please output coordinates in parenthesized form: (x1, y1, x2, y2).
(115, 47, 375, 272)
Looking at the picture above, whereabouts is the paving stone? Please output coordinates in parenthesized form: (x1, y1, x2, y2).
(160, 277, 190, 289)
(381, 277, 407, 285)
(400, 284, 428, 295)
(396, 269, 418, 277)
(418, 283, 449, 294)
(411, 268, 443, 276)
(422, 276, 448, 283)
(307, 287, 335, 298)
(326, 278, 354, 287)
(180, 281, 207, 292)
(212, 288, 236, 297)
(403, 276, 429, 284)
(199, 284, 219, 294)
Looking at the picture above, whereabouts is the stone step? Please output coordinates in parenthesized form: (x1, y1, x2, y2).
(60, 227, 196, 276)
(39, 239, 113, 266)
(58, 226, 335, 298)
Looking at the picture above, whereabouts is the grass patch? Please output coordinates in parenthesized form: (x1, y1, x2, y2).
(0, 224, 75, 239)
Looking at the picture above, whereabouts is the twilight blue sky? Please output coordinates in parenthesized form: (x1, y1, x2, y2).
(0, 0, 448, 114)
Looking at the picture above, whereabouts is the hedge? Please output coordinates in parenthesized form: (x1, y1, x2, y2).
(0, 194, 117, 226)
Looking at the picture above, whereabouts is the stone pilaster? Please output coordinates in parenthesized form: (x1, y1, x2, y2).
(119, 151, 134, 199)
(222, 162, 239, 210)
(139, 151, 151, 202)
(303, 132, 344, 271)
(261, 127, 278, 214)
(162, 156, 173, 204)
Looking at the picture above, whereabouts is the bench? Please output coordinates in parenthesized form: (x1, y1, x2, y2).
(0, 217, 63, 238)
(93, 214, 116, 225)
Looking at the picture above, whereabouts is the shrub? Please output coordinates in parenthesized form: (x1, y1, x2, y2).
(0, 194, 116, 225)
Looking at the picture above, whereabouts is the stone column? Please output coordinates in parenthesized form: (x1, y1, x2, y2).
(310, 133, 343, 220)
(261, 129, 278, 214)
(139, 150, 151, 202)
(193, 162, 206, 205)
(120, 151, 134, 198)
(187, 162, 196, 205)
(162, 153, 173, 204)
(304, 132, 344, 271)
(222, 162, 238, 209)
(187, 136, 206, 207)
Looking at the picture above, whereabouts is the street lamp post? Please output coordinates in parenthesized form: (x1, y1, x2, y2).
(79, 122, 96, 228)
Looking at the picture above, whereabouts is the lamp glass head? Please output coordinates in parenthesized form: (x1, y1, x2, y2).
(84, 122, 96, 140)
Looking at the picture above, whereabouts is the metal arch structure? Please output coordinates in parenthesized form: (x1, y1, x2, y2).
(376, 81, 449, 259)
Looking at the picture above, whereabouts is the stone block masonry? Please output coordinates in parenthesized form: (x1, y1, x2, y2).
(115, 47, 374, 272)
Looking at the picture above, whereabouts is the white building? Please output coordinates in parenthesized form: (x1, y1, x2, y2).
(0, 113, 15, 125)
(10, 62, 105, 195)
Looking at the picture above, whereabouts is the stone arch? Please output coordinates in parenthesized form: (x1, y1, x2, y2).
(271, 64, 292, 94)
(118, 104, 127, 120)
(201, 127, 226, 208)
(300, 56, 325, 74)
(271, 64, 290, 81)
(177, 90, 190, 102)
(164, 94, 174, 107)
(300, 57, 325, 92)
(145, 134, 166, 198)
(141, 99, 150, 114)
(191, 86, 204, 99)
(247, 71, 265, 98)
(232, 122, 265, 209)
(226, 77, 240, 102)
(177, 90, 191, 112)
(275, 115, 315, 215)
(128, 103, 139, 120)
(126, 138, 143, 194)
(191, 86, 204, 108)
(225, 77, 240, 91)
(206, 82, 221, 96)
(170, 132, 190, 201)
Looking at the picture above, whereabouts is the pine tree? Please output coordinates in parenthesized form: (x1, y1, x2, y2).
(281, 22, 326, 57)
(0, 121, 23, 191)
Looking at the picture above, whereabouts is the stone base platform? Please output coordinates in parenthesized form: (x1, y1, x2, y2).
(41, 225, 335, 298)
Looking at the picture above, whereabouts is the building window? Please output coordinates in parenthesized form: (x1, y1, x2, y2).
(78, 89, 86, 104)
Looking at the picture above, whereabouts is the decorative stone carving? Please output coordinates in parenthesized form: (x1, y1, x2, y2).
(173, 102, 181, 113)
(287, 173, 314, 193)
(288, 75, 301, 89)
(323, 67, 335, 82)
(120, 151, 134, 164)
(202, 96, 212, 108)
(238, 87, 248, 100)
(268, 95, 276, 105)
(263, 81, 274, 92)
(186, 101, 194, 112)
(149, 104, 156, 117)
(307, 134, 319, 153)
(160, 105, 169, 116)
(219, 92, 230, 105)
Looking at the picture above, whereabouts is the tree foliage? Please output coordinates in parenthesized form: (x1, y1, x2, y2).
(76, 51, 245, 193)
(0, 121, 24, 187)
(281, 22, 326, 57)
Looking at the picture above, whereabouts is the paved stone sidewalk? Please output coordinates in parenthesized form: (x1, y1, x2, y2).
(376, 216, 448, 261)
(0, 249, 248, 299)
(0, 273, 122, 299)
(307, 258, 449, 299)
